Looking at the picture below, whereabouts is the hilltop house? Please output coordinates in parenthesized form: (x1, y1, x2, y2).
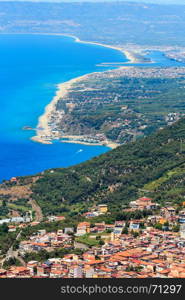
(129, 197, 158, 211)
(98, 204, 108, 214)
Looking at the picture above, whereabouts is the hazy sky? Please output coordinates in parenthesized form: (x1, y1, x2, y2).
(0, 0, 185, 4)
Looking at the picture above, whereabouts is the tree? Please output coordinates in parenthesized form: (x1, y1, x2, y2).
(0, 224, 8, 234)
(132, 231, 139, 238)
(3, 257, 21, 269)
(13, 240, 19, 251)
(106, 229, 112, 233)
(2, 200, 6, 207)
(122, 227, 128, 234)
(154, 223, 163, 230)
(172, 225, 180, 232)
(99, 240, 105, 246)
(33, 266, 37, 275)
(164, 221, 169, 227)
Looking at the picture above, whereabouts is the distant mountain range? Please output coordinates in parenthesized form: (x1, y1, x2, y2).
(0, 1, 185, 46)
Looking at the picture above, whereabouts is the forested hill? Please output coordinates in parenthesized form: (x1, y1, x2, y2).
(30, 118, 185, 215)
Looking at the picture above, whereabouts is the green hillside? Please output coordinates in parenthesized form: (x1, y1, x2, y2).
(30, 118, 185, 215)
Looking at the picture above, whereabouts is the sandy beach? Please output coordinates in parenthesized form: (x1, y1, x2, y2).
(54, 34, 140, 64)
(31, 33, 138, 148)
(2, 32, 146, 64)
(12, 32, 138, 64)
(31, 74, 120, 149)
(31, 73, 94, 144)
(60, 135, 119, 149)
(31, 71, 120, 149)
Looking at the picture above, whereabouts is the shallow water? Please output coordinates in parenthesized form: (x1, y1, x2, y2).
(0, 34, 127, 181)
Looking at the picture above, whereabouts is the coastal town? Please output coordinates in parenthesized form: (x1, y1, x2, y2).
(166, 50, 185, 64)
(31, 65, 185, 147)
(1, 189, 185, 278)
(1, 42, 185, 280)
(1, 3, 185, 298)
(1, 49, 185, 278)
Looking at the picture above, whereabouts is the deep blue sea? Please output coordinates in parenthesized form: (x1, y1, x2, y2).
(0, 34, 128, 182)
(0, 34, 184, 182)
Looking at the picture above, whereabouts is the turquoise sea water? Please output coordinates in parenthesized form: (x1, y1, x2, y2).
(0, 34, 127, 182)
(1, 34, 184, 182)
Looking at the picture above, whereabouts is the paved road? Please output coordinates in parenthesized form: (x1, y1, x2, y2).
(0, 199, 43, 267)
(0, 230, 26, 267)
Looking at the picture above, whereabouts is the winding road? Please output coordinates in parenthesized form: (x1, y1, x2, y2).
(28, 199, 43, 222)
(0, 199, 43, 268)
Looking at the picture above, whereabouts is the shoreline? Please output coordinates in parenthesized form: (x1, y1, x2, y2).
(31, 71, 120, 149)
(47, 33, 152, 64)
(60, 135, 119, 149)
(27, 32, 143, 149)
(38, 33, 154, 64)
(31, 73, 96, 142)
(30, 33, 135, 149)
(1, 32, 139, 64)
(60, 34, 139, 63)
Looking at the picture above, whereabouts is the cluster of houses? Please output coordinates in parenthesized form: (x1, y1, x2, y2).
(83, 204, 108, 218)
(19, 229, 73, 255)
(76, 221, 114, 236)
(2, 197, 185, 277)
(76, 220, 142, 237)
(0, 211, 33, 226)
(2, 227, 185, 278)
(129, 197, 159, 211)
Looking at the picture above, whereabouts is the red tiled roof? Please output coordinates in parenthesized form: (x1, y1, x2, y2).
(87, 260, 103, 265)
(158, 269, 171, 274)
(138, 197, 152, 201)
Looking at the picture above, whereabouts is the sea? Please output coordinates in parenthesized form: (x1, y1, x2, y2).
(0, 34, 128, 182)
(0, 34, 184, 182)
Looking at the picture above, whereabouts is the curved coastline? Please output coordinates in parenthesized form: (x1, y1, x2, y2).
(31, 33, 137, 149)
(59, 34, 138, 63)
(31, 71, 119, 149)
(31, 73, 99, 144)
(62, 35, 144, 64)
(4, 32, 137, 64)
